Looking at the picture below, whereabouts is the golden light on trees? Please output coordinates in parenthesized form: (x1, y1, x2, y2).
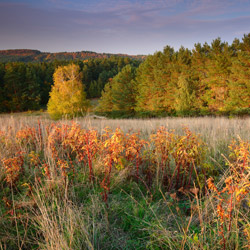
(47, 64, 89, 119)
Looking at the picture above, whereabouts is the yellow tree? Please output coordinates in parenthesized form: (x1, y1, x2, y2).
(47, 64, 89, 119)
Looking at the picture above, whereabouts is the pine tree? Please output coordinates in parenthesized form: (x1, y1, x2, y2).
(191, 43, 210, 113)
(47, 64, 89, 120)
(174, 74, 197, 115)
(23, 67, 41, 110)
(111, 65, 137, 112)
(4, 62, 26, 111)
(135, 47, 175, 113)
(227, 34, 250, 113)
(97, 79, 113, 112)
(203, 38, 232, 112)
(88, 80, 98, 98)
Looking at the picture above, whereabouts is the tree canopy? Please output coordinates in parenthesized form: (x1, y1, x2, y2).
(98, 65, 137, 113)
(0, 56, 139, 113)
(98, 34, 250, 117)
(1, 33, 250, 117)
(47, 64, 89, 119)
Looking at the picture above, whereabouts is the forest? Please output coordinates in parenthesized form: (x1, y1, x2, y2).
(0, 57, 140, 113)
(0, 34, 250, 117)
(98, 34, 250, 117)
(1, 34, 250, 250)
(0, 49, 146, 63)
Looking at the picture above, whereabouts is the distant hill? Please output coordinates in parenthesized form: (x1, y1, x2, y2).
(0, 49, 146, 63)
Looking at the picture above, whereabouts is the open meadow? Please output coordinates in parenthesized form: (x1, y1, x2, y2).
(2, 0, 250, 249)
(0, 114, 250, 249)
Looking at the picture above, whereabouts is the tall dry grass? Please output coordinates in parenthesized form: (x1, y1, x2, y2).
(32, 182, 106, 250)
(1, 114, 249, 141)
(0, 113, 250, 249)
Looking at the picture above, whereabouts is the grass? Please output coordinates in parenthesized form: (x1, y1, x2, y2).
(0, 113, 250, 249)
(1, 114, 250, 140)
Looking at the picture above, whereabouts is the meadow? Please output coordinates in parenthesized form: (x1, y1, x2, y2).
(0, 114, 250, 249)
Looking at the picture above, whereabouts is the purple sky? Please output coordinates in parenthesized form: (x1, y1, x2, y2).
(0, 0, 250, 55)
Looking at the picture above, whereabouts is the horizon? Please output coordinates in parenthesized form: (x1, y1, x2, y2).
(0, 48, 146, 55)
(0, 0, 250, 55)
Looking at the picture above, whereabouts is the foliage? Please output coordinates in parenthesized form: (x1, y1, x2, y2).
(0, 49, 145, 63)
(98, 33, 250, 117)
(3, 63, 41, 111)
(1, 33, 250, 117)
(0, 57, 141, 113)
(0, 119, 250, 249)
(98, 65, 137, 113)
(47, 64, 89, 119)
(207, 138, 250, 249)
(174, 74, 199, 115)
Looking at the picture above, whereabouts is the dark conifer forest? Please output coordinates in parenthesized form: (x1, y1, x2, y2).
(0, 57, 140, 113)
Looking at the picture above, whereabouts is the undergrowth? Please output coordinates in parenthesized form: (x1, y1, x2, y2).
(0, 120, 249, 249)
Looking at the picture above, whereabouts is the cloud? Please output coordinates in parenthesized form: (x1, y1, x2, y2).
(0, 0, 250, 54)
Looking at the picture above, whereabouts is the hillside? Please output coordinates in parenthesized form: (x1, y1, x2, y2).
(0, 49, 146, 63)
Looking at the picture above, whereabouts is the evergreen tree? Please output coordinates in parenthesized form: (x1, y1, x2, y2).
(24, 67, 41, 110)
(39, 62, 55, 106)
(135, 47, 175, 113)
(174, 74, 198, 115)
(191, 43, 210, 112)
(88, 80, 98, 98)
(97, 79, 113, 112)
(111, 65, 137, 112)
(203, 38, 232, 112)
(4, 62, 26, 111)
(98, 65, 137, 113)
(227, 34, 250, 113)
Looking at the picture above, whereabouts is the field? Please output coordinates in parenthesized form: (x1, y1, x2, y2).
(0, 114, 250, 250)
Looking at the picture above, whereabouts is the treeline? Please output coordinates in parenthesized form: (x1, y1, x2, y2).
(0, 57, 140, 113)
(98, 34, 250, 117)
(0, 49, 146, 63)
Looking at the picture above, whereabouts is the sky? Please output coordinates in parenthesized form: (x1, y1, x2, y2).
(0, 0, 250, 55)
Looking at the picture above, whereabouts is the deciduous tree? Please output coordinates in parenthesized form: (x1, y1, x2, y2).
(47, 64, 89, 119)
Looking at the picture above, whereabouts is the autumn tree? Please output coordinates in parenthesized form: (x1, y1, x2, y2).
(47, 64, 89, 119)
(1, 34, 250, 116)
